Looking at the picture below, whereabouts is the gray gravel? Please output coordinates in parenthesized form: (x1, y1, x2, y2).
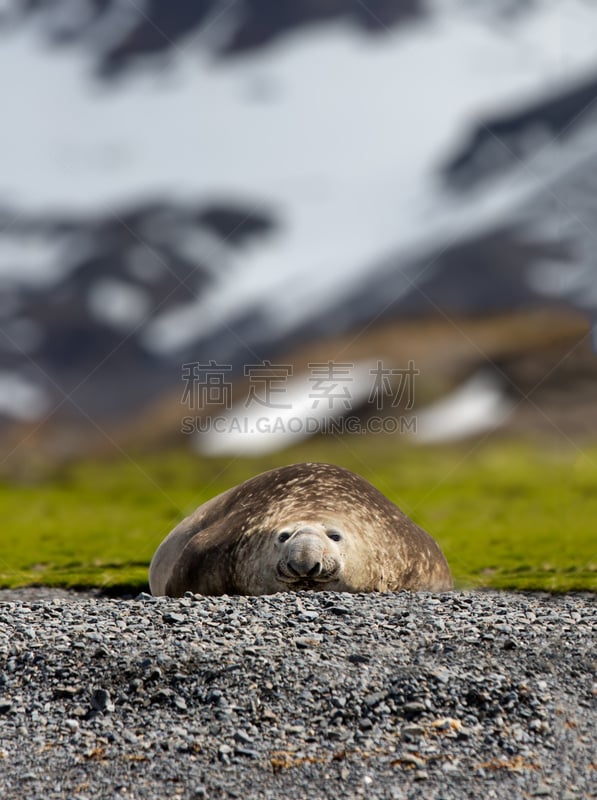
(0, 590, 595, 800)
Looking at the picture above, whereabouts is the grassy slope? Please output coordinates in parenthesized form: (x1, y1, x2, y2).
(1, 438, 595, 592)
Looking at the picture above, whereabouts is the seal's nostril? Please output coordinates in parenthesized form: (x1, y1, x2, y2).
(308, 562, 322, 578)
(287, 559, 321, 578)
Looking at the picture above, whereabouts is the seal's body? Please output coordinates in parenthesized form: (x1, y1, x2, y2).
(149, 462, 452, 597)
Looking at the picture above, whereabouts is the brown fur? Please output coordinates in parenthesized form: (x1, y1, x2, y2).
(149, 462, 453, 597)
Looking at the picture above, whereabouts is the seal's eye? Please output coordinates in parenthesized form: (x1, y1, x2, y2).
(278, 531, 292, 543)
(327, 530, 342, 542)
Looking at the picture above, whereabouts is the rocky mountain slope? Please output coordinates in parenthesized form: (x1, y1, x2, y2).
(1, 0, 596, 458)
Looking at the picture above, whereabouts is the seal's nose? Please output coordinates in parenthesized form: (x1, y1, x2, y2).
(287, 559, 322, 578)
(285, 528, 324, 578)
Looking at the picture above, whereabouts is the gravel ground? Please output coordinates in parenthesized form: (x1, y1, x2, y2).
(0, 590, 595, 800)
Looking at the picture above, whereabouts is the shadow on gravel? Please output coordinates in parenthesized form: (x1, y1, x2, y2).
(0, 583, 150, 602)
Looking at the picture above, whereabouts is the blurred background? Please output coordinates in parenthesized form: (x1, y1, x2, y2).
(1, 0, 597, 471)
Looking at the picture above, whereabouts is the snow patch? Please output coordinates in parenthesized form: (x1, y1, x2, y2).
(414, 371, 513, 444)
(0, 372, 50, 421)
(88, 279, 152, 331)
(196, 362, 376, 456)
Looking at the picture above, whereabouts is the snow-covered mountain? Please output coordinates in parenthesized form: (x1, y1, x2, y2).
(0, 0, 596, 448)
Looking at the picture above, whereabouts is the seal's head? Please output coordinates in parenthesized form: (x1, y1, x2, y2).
(273, 522, 346, 590)
(227, 516, 357, 595)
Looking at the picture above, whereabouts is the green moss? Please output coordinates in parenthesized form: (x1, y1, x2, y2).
(1, 438, 595, 592)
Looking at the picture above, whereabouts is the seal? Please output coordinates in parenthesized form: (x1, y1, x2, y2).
(149, 462, 453, 597)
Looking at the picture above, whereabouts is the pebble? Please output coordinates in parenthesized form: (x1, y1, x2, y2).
(90, 688, 114, 712)
(162, 612, 186, 624)
(0, 590, 595, 800)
